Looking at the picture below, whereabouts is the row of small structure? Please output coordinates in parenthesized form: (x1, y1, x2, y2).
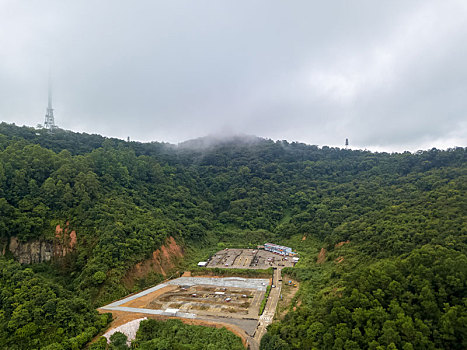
(198, 243, 299, 267)
(262, 243, 297, 257)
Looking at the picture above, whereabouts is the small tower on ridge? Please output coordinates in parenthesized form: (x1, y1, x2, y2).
(44, 72, 57, 130)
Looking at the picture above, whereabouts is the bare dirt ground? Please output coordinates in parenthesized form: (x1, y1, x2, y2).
(335, 256, 345, 264)
(100, 310, 154, 329)
(120, 285, 178, 308)
(317, 247, 327, 263)
(99, 276, 269, 329)
(122, 236, 184, 289)
(275, 277, 299, 320)
(335, 240, 350, 248)
(131, 284, 264, 317)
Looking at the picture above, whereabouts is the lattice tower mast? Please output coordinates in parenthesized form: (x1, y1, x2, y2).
(44, 72, 56, 130)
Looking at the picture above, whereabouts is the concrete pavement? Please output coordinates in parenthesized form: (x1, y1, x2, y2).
(253, 267, 282, 346)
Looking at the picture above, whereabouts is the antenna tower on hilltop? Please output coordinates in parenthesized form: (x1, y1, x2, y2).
(345, 138, 349, 148)
(44, 71, 57, 130)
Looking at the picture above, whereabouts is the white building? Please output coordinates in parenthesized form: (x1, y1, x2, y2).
(264, 243, 296, 256)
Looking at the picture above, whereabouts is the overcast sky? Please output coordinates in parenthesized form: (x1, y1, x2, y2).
(1, 1, 466, 151)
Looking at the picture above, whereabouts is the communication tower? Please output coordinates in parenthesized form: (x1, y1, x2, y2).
(44, 72, 57, 130)
(345, 138, 349, 148)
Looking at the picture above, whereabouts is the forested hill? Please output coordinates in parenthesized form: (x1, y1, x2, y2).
(0, 122, 466, 349)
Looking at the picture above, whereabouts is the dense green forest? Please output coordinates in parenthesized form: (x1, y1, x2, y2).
(88, 319, 244, 350)
(0, 259, 111, 349)
(0, 122, 466, 349)
(134, 319, 244, 350)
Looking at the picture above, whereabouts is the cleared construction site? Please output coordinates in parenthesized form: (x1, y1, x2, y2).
(100, 276, 269, 340)
(108, 277, 267, 317)
(142, 284, 261, 316)
(204, 248, 297, 269)
(100, 247, 297, 349)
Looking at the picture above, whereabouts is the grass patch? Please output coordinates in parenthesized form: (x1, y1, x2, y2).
(259, 285, 272, 315)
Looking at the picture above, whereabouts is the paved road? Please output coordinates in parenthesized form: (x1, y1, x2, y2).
(253, 267, 282, 347)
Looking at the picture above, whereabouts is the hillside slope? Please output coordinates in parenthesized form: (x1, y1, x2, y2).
(0, 123, 465, 349)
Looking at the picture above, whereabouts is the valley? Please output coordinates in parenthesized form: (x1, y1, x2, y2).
(0, 124, 465, 349)
(99, 245, 295, 349)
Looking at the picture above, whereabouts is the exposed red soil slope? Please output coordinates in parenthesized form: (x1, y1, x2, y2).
(335, 240, 350, 248)
(54, 221, 77, 257)
(316, 248, 326, 264)
(122, 237, 184, 289)
(335, 256, 345, 264)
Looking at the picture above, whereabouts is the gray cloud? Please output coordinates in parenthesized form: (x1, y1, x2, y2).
(0, 0, 466, 151)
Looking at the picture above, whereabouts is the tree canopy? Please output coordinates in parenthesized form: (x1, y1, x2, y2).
(0, 123, 465, 349)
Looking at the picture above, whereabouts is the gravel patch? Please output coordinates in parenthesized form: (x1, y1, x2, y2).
(103, 317, 147, 346)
